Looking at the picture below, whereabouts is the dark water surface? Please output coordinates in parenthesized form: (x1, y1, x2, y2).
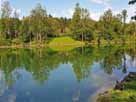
(0, 45, 136, 102)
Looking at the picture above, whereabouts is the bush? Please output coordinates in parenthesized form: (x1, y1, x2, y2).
(0, 38, 11, 46)
(11, 38, 22, 45)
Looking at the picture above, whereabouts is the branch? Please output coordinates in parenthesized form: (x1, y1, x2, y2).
(132, 16, 136, 20)
(129, 0, 136, 4)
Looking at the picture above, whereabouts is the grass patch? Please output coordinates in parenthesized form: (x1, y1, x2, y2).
(49, 37, 85, 51)
(97, 73, 136, 102)
(49, 37, 85, 46)
(98, 90, 136, 102)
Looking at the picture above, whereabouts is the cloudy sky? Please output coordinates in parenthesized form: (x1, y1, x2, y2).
(0, 0, 135, 21)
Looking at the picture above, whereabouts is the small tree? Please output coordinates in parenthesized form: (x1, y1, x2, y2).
(121, 9, 128, 43)
(1, 1, 12, 18)
(30, 3, 48, 43)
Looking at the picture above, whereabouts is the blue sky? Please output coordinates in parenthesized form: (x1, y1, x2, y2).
(0, 0, 135, 21)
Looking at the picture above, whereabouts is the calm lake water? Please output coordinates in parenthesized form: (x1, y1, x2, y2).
(0, 45, 136, 102)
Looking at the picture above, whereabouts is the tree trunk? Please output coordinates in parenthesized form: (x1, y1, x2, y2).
(82, 33, 84, 42)
(39, 34, 42, 43)
(37, 34, 39, 41)
(97, 36, 101, 46)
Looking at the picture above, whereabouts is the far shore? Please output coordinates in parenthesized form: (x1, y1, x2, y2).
(0, 41, 135, 49)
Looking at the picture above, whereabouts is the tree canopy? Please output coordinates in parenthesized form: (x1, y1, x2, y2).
(0, 1, 136, 46)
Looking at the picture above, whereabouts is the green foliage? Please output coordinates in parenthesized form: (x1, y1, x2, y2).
(71, 3, 94, 41)
(0, 1, 135, 46)
(11, 38, 22, 45)
(49, 37, 84, 46)
(0, 38, 11, 46)
(1, 1, 12, 18)
(97, 73, 136, 102)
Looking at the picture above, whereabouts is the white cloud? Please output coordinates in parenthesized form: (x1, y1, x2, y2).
(91, 0, 111, 4)
(89, 0, 135, 22)
(90, 11, 102, 21)
(0, 0, 21, 18)
(52, 8, 74, 18)
(90, 6, 135, 22)
(11, 7, 21, 18)
(65, 8, 74, 18)
(0, 0, 6, 7)
(126, 5, 135, 21)
(0, 0, 3, 9)
(90, 0, 112, 14)
(61, 8, 74, 18)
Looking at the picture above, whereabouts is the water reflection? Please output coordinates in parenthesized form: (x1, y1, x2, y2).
(0, 45, 135, 102)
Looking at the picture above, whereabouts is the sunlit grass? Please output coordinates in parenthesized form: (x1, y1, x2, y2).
(49, 37, 85, 46)
(49, 37, 85, 51)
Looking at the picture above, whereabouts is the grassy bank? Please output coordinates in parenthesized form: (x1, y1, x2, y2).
(0, 37, 85, 52)
(49, 37, 85, 46)
(48, 37, 85, 51)
(97, 72, 136, 102)
(0, 36, 135, 49)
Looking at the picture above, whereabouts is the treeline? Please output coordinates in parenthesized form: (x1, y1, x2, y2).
(0, 1, 136, 45)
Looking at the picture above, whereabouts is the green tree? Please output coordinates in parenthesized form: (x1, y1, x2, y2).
(71, 3, 94, 42)
(59, 17, 67, 34)
(13, 9, 20, 19)
(100, 9, 114, 44)
(121, 9, 128, 43)
(80, 8, 94, 41)
(0, 1, 12, 43)
(30, 3, 48, 43)
(1, 1, 12, 18)
(71, 3, 82, 38)
(19, 17, 32, 43)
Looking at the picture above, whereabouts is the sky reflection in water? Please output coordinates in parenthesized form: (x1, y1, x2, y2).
(0, 45, 135, 102)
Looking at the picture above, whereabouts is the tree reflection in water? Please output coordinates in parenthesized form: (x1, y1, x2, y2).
(0, 45, 135, 102)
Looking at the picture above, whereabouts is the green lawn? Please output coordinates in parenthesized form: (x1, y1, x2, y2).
(49, 37, 85, 46)
(49, 37, 85, 51)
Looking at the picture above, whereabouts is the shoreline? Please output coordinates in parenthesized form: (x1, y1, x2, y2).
(0, 42, 135, 49)
(97, 72, 136, 102)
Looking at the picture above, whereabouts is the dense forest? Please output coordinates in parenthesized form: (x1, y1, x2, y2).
(0, 0, 136, 46)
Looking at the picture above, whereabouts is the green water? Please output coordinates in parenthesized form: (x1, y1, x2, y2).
(0, 45, 135, 102)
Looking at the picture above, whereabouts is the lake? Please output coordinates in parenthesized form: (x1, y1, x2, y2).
(0, 45, 136, 102)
